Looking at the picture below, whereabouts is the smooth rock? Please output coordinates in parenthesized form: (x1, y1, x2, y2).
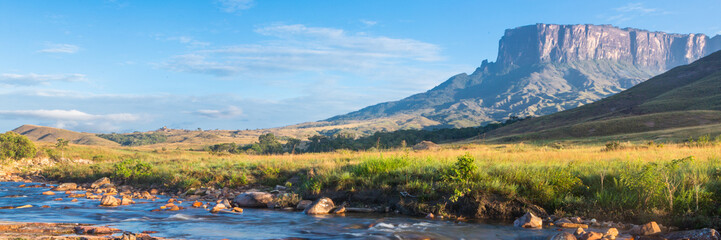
(514, 212, 543, 229)
(659, 228, 721, 240)
(640, 222, 661, 236)
(100, 195, 120, 207)
(550, 232, 577, 240)
(233, 192, 273, 208)
(580, 232, 602, 240)
(304, 197, 335, 215)
(296, 200, 313, 210)
(91, 177, 111, 189)
(51, 183, 77, 191)
(604, 228, 619, 239)
(42, 191, 55, 195)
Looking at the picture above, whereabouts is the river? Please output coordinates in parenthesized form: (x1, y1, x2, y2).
(0, 181, 558, 239)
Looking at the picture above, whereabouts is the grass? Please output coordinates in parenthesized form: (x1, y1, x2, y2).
(27, 141, 721, 228)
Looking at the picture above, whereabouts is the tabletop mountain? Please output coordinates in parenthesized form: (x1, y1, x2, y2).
(324, 24, 721, 132)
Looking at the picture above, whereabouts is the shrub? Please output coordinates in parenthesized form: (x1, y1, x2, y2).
(113, 159, 153, 181)
(0, 131, 37, 160)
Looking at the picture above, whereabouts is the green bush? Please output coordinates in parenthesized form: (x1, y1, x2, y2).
(0, 131, 37, 160)
(113, 159, 153, 181)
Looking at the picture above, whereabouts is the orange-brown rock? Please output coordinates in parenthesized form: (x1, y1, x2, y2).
(41, 191, 55, 195)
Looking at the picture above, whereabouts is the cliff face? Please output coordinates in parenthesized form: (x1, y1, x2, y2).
(497, 24, 720, 71)
(323, 24, 721, 132)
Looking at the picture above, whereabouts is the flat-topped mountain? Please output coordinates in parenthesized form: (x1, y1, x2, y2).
(324, 24, 721, 133)
(12, 125, 120, 146)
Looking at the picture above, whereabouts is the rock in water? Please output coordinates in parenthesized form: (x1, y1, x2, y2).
(604, 228, 619, 239)
(580, 232, 602, 240)
(660, 228, 720, 240)
(549, 232, 577, 240)
(100, 195, 120, 207)
(304, 197, 335, 215)
(91, 177, 111, 189)
(233, 192, 273, 208)
(513, 212, 542, 229)
(51, 183, 77, 191)
(640, 221, 661, 236)
(296, 200, 313, 210)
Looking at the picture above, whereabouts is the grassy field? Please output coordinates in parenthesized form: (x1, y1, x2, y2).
(31, 140, 721, 228)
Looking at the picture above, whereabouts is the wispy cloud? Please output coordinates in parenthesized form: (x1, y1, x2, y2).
(360, 19, 378, 27)
(0, 109, 140, 132)
(216, 0, 254, 13)
(0, 73, 86, 86)
(192, 106, 243, 119)
(38, 43, 80, 54)
(605, 2, 672, 23)
(162, 24, 444, 77)
(166, 36, 210, 47)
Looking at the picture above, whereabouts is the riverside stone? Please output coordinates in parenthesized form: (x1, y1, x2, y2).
(513, 212, 542, 229)
(233, 192, 273, 208)
(91, 177, 111, 189)
(296, 200, 312, 210)
(550, 232, 577, 240)
(100, 195, 120, 207)
(51, 183, 77, 191)
(304, 197, 335, 215)
(640, 222, 661, 236)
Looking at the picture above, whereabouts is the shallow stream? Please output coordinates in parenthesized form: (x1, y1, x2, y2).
(0, 182, 558, 239)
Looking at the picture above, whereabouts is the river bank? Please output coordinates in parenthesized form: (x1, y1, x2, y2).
(5, 142, 721, 239)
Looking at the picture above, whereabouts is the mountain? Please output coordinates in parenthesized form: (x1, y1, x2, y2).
(12, 125, 120, 146)
(487, 49, 721, 141)
(324, 24, 721, 133)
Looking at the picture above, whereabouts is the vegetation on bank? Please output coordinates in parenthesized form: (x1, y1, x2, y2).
(35, 141, 721, 229)
(206, 116, 529, 155)
(97, 132, 167, 146)
(0, 131, 37, 161)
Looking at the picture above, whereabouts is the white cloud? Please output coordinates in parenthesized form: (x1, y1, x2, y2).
(0, 73, 86, 86)
(162, 24, 444, 77)
(360, 19, 378, 27)
(217, 0, 254, 13)
(38, 43, 80, 54)
(193, 106, 243, 119)
(0, 109, 140, 132)
(166, 36, 210, 47)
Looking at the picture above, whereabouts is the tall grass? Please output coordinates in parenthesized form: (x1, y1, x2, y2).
(36, 142, 721, 227)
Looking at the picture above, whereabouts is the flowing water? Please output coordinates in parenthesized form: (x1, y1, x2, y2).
(0, 182, 558, 239)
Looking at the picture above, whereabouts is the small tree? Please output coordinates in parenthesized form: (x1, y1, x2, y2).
(55, 138, 69, 159)
(0, 131, 37, 160)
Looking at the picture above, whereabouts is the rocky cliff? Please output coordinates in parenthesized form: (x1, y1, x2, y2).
(496, 24, 719, 71)
(321, 24, 721, 133)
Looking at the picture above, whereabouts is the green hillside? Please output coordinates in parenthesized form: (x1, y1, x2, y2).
(489, 50, 721, 141)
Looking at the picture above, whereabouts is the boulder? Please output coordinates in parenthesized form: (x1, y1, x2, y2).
(100, 195, 120, 207)
(550, 232, 577, 240)
(51, 183, 77, 191)
(604, 228, 619, 239)
(120, 196, 134, 205)
(574, 228, 586, 237)
(304, 197, 335, 215)
(640, 222, 661, 236)
(91, 177, 111, 189)
(233, 192, 273, 208)
(513, 212, 543, 229)
(580, 232, 602, 240)
(42, 191, 55, 195)
(660, 228, 720, 240)
(296, 200, 313, 210)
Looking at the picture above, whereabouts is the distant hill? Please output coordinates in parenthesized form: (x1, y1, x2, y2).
(487, 49, 721, 141)
(12, 125, 120, 146)
(322, 24, 721, 133)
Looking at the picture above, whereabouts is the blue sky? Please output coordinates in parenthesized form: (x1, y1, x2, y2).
(0, 0, 719, 133)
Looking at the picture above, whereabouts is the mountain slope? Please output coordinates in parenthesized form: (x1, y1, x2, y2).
(325, 24, 721, 132)
(12, 125, 120, 146)
(487, 49, 721, 140)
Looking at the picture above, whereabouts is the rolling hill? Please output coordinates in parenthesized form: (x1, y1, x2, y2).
(487, 49, 721, 141)
(12, 125, 120, 146)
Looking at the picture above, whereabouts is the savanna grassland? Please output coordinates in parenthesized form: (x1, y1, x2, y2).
(32, 138, 721, 229)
